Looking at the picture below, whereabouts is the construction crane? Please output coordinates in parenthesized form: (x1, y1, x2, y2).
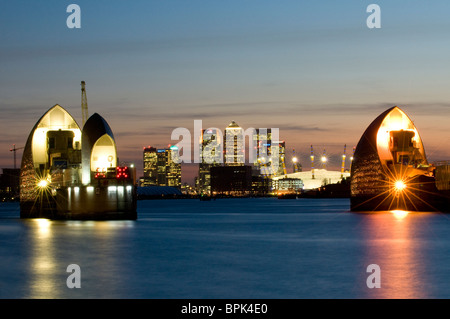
(341, 144, 347, 178)
(9, 144, 24, 169)
(81, 81, 89, 126)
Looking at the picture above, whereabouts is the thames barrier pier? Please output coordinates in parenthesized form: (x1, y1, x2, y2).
(350, 106, 450, 212)
(19, 104, 137, 220)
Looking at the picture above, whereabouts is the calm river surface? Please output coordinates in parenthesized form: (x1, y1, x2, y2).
(1, 198, 450, 299)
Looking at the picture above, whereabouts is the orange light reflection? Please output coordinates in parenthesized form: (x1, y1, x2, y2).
(362, 211, 428, 299)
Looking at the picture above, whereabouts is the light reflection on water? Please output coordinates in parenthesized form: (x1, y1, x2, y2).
(360, 211, 429, 299)
(28, 219, 58, 298)
(22, 218, 137, 299)
(1, 199, 450, 298)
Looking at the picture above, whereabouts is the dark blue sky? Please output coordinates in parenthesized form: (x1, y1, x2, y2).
(2, 1, 450, 181)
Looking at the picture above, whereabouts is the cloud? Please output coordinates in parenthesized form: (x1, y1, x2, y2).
(274, 124, 328, 132)
(0, 26, 362, 62)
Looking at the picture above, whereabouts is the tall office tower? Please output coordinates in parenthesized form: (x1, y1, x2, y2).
(224, 121, 244, 166)
(143, 146, 181, 188)
(253, 128, 272, 177)
(165, 146, 181, 188)
(274, 141, 287, 176)
(156, 148, 168, 186)
(143, 146, 158, 186)
(198, 128, 222, 194)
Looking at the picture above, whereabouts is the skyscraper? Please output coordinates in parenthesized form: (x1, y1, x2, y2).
(252, 130, 286, 178)
(143, 146, 157, 186)
(198, 128, 222, 194)
(166, 146, 181, 188)
(253, 128, 272, 177)
(224, 121, 244, 166)
(274, 141, 287, 176)
(156, 149, 168, 186)
(143, 146, 181, 188)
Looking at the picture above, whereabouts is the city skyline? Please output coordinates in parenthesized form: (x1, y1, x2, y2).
(2, 1, 450, 184)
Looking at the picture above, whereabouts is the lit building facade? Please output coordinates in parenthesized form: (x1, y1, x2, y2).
(253, 128, 272, 177)
(143, 146, 158, 186)
(251, 130, 285, 178)
(224, 121, 244, 166)
(166, 146, 181, 188)
(198, 128, 222, 194)
(272, 177, 303, 193)
(275, 141, 287, 176)
(143, 146, 181, 188)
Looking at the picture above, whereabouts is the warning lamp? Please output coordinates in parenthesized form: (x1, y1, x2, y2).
(116, 167, 130, 179)
(94, 168, 106, 179)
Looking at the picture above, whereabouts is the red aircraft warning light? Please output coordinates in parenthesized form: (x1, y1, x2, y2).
(116, 167, 130, 179)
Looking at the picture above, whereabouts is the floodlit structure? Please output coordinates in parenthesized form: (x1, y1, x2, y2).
(81, 113, 117, 185)
(274, 169, 350, 190)
(20, 104, 137, 219)
(350, 106, 450, 212)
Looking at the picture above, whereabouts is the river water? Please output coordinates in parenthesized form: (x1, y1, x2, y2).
(1, 198, 449, 299)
